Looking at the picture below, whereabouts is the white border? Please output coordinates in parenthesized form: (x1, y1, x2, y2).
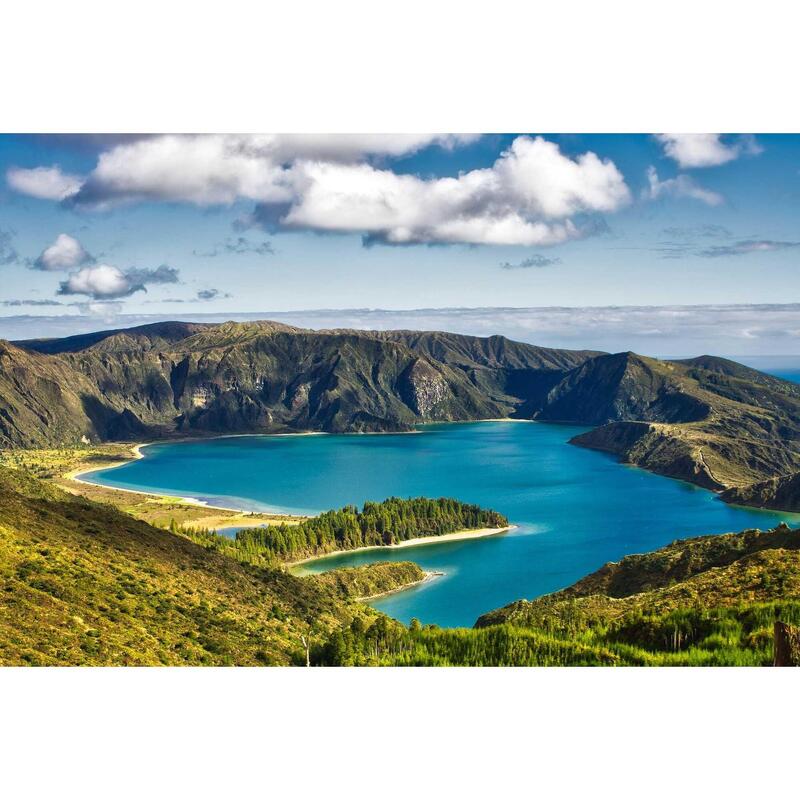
(2, 1, 799, 133)
(3, 668, 799, 798)
(3, 1, 800, 796)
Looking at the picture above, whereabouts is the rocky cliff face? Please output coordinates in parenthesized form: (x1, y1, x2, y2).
(398, 358, 450, 417)
(4, 321, 593, 445)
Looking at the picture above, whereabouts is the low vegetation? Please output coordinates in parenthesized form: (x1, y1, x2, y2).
(0, 466, 500, 665)
(318, 523, 800, 666)
(0, 465, 395, 665)
(307, 562, 427, 600)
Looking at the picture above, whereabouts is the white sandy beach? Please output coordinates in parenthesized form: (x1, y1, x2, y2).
(290, 525, 515, 568)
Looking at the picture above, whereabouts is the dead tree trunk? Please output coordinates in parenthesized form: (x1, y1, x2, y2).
(773, 621, 800, 666)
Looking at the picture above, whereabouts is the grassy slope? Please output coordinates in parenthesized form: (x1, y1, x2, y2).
(0, 465, 412, 665)
(319, 523, 800, 666)
(4, 456, 800, 666)
(0, 444, 303, 531)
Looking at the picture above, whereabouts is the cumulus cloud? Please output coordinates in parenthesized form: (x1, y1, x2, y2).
(6, 165, 83, 200)
(645, 166, 723, 206)
(58, 264, 131, 299)
(65, 135, 293, 208)
(33, 233, 93, 271)
(655, 134, 762, 168)
(0, 228, 20, 266)
(57, 263, 180, 300)
(194, 236, 274, 257)
(254, 133, 478, 162)
(16, 135, 475, 210)
(697, 240, 800, 258)
(279, 136, 630, 245)
(500, 254, 561, 269)
(7, 134, 630, 247)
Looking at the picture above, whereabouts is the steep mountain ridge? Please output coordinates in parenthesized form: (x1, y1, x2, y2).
(5, 319, 800, 508)
(535, 352, 711, 425)
(5, 321, 596, 444)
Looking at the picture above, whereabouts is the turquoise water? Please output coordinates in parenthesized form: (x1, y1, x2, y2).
(84, 422, 800, 627)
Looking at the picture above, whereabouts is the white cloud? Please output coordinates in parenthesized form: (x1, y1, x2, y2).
(5, 134, 630, 246)
(57, 263, 180, 300)
(6, 166, 83, 200)
(58, 264, 132, 299)
(655, 134, 762, 168)
(33, 233, 92, 271)
(282, 136, 630, 245)
(257, 133, 478, 162)
(71, 135, 293, 207)
(25, 134, 478, 209)
(645, 166, 723, 206)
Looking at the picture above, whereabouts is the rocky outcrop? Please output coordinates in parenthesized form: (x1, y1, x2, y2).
(721, 472, 800, 513)
(398, 358, 450, 417)
(570, 422, 726, 491)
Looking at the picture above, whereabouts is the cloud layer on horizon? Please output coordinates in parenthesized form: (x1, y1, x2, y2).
(4, 304, 800, 358)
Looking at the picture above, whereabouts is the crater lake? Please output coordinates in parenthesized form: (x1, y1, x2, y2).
(83, 422, 800, 627)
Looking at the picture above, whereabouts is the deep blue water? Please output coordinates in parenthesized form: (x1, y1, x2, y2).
(770, 370, 800, 384)
(84, 422, 800, 627)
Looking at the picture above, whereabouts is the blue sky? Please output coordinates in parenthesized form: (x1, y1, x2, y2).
(1, 133, 799, 354)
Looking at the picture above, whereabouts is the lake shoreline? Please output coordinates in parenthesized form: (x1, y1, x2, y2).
(354, 570, 445, 601)
(67, 440, 312, 518)
(66, 419, 537, 518)
(290, 525, 516, 569)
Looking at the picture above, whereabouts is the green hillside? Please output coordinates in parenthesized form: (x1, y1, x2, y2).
(319, 523, 800, 666)
(0, 465, 420, 665)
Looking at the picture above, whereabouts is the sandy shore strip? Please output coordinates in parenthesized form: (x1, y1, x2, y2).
(63, 442, 307, 524)
(354, 570, 445, 601)
(290, 525, 515, 569)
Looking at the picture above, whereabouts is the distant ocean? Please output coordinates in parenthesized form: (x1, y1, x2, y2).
(739, 356, 800, 384)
